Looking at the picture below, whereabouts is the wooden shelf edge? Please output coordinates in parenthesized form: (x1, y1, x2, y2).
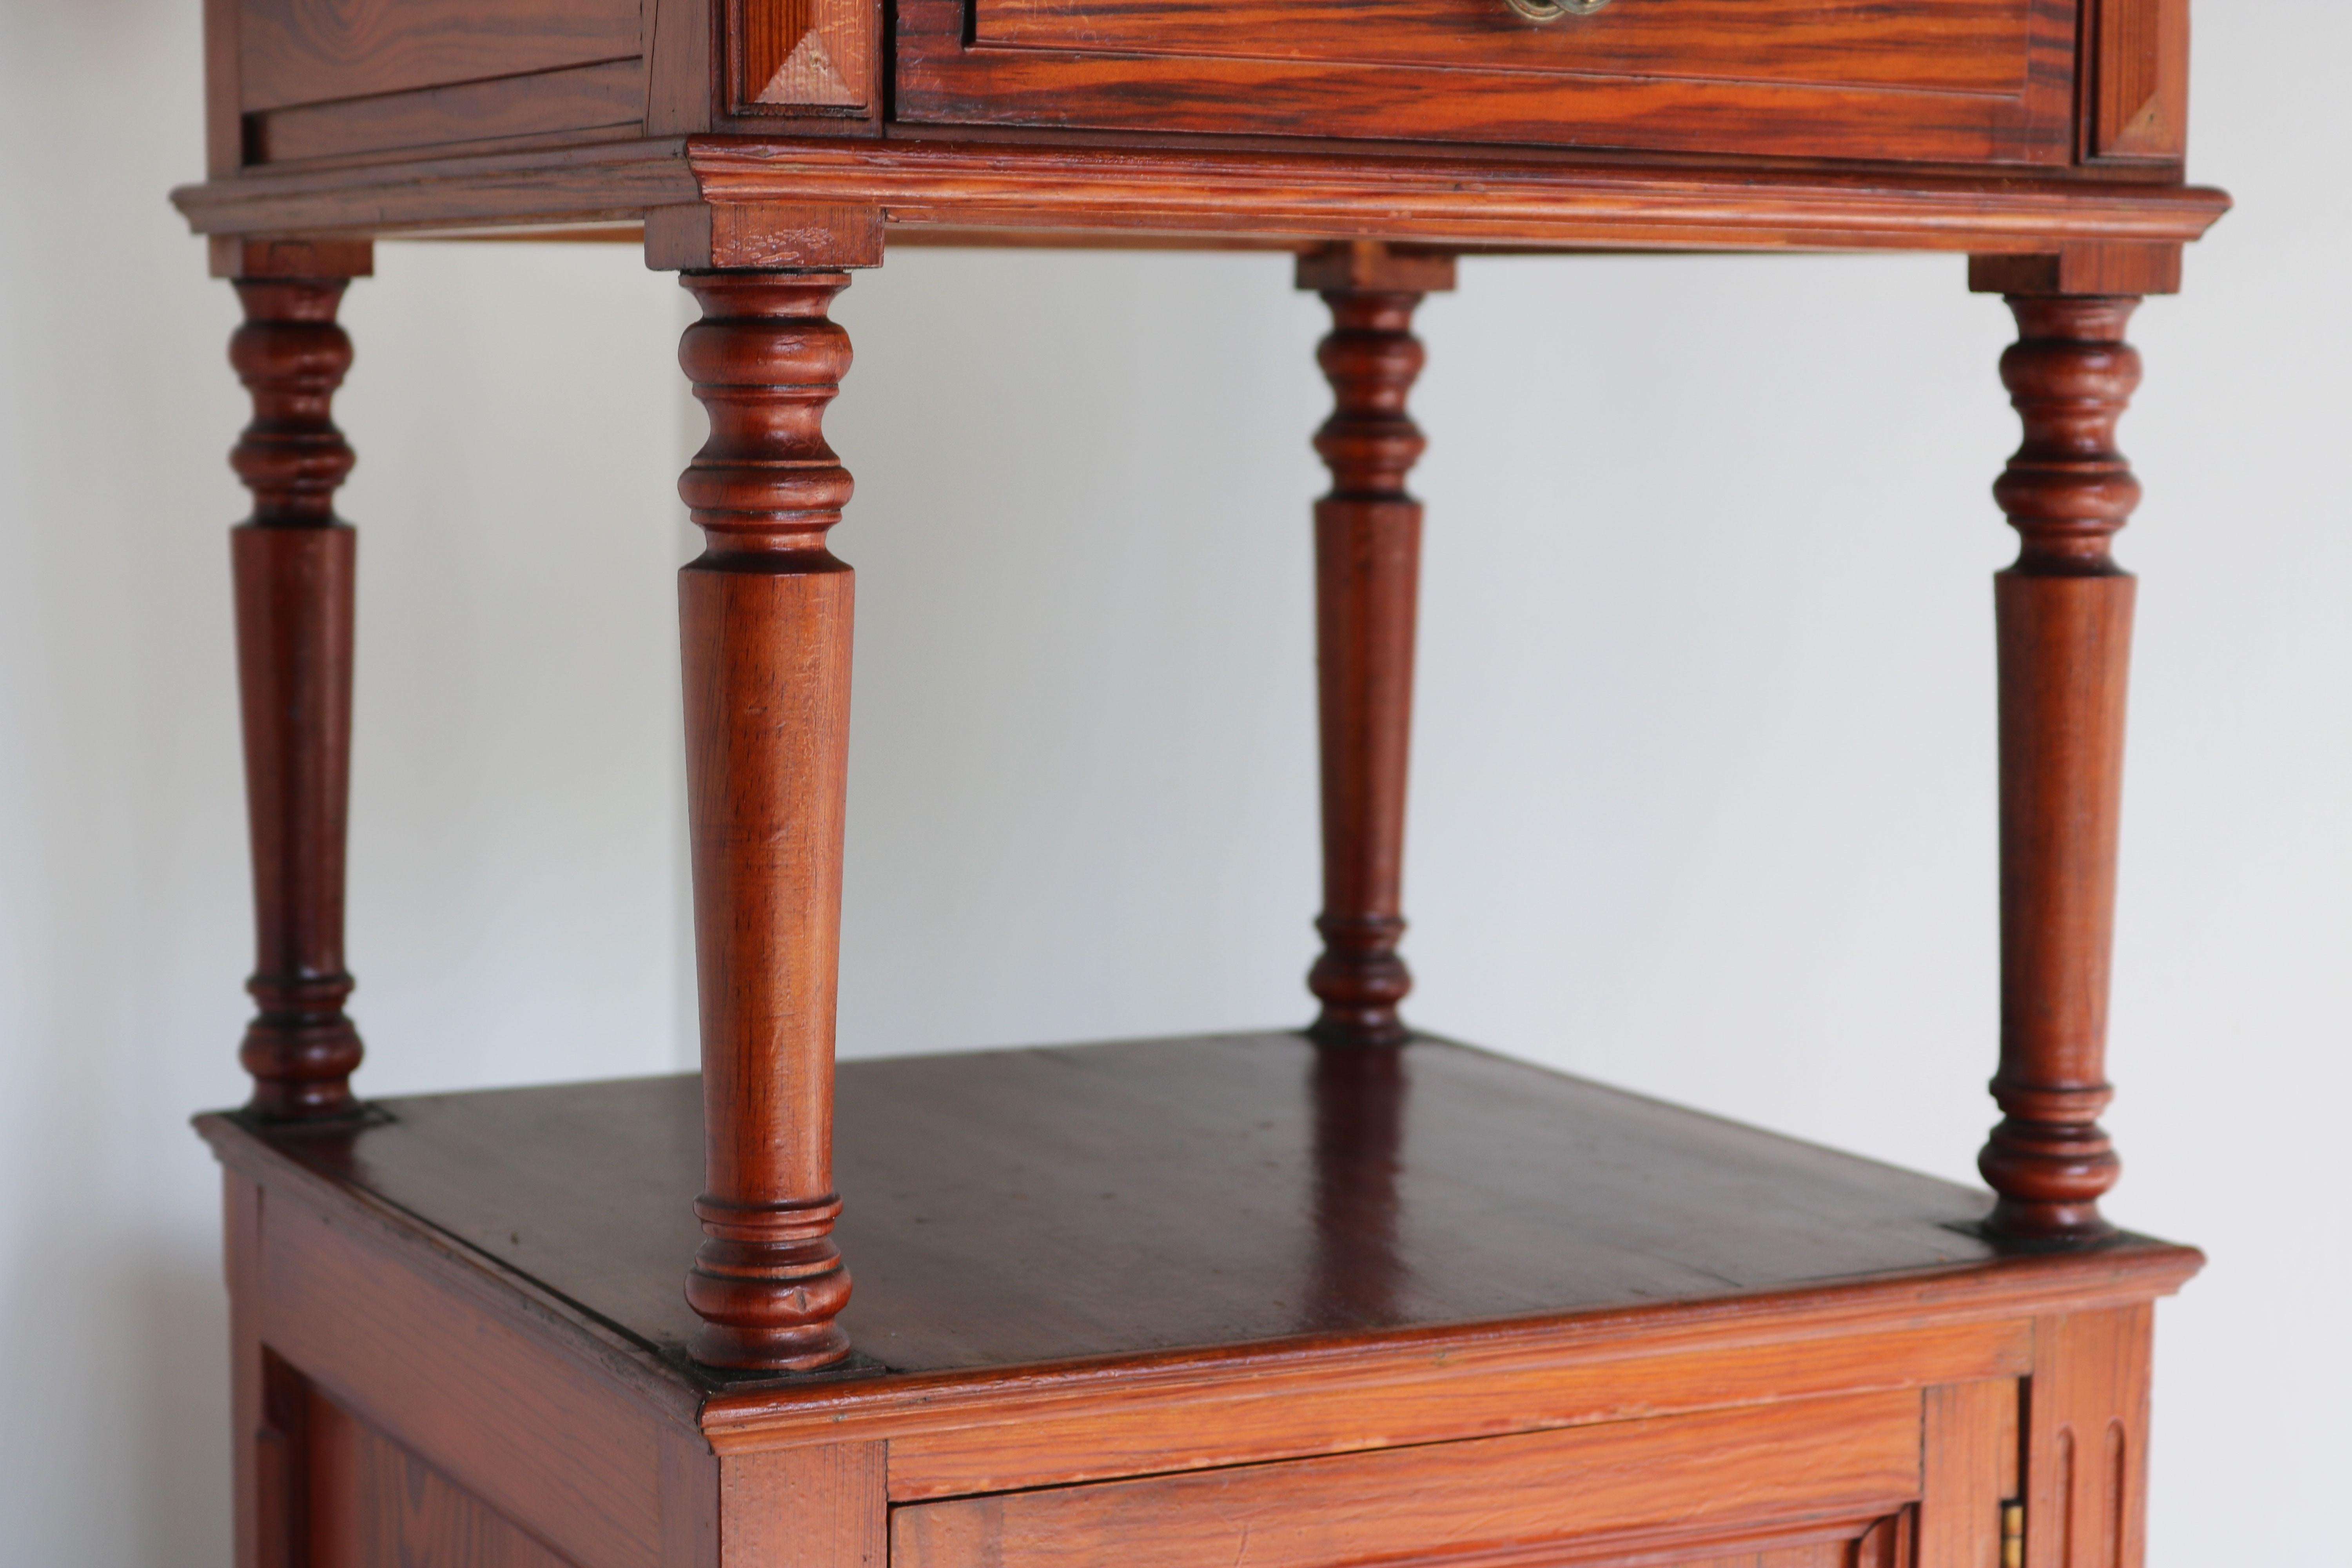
(168, 135, 2230, 256)
(695, 1236, 2202, 1446)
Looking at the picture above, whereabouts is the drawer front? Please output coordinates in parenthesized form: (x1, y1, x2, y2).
(895, 0, 2076, 165)
(893, 1391, 1924, 1568)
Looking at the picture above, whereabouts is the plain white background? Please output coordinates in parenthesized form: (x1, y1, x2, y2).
(3, 1, 2345, 1561)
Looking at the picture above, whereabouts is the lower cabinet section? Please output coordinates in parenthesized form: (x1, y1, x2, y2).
(274, 1361, 2021, 1568)
(893, 1388, 1982, 1568)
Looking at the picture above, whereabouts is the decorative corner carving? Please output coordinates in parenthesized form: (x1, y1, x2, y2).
(735, 0, 871, 111)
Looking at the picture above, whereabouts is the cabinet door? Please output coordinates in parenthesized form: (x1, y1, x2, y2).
(895, 1384, 2017, 1568)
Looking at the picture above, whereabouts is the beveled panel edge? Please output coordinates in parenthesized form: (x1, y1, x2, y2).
(168, 134, 2229, 255)
(699, 1238, 2201, 1454)
(876, 1316, 2026, 1502)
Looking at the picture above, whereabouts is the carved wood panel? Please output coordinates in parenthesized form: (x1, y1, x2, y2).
(734, 0, 874, 111)
(2024, 1308, 2154, 1568)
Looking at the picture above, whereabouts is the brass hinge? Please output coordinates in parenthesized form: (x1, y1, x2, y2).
(2000, 1501, 2025, 1568)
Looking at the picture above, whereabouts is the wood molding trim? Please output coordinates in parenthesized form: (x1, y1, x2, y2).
(697, 1247, 2202, 1455)
(169, 137, 2231, 254)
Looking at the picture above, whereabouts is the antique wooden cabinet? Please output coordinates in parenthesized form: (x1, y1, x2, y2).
(174, 0, 2224, 1564)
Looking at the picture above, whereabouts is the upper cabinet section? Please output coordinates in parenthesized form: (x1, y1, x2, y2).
(896, 0, 2080, 165)
(205, 0, 2189, 177)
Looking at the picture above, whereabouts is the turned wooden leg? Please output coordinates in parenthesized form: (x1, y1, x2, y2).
(224, 241, 373, 1122)
(677, 271, 857, 1370)
(1298, 245, 1455, 1048)
(1970, 256, 2160, 1244)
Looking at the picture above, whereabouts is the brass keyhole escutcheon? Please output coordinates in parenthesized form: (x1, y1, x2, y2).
(1504, 0, 1612, 18)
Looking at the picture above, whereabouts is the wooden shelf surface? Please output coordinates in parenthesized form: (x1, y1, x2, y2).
(203, 1031, 2201, 1396)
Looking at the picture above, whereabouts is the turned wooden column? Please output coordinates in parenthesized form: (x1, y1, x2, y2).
(1299, 245, 1455, 1048)
(1970, 254, 2163, 1244)
(676, 271, 858, 1370)
(224, 240, 373, 1122)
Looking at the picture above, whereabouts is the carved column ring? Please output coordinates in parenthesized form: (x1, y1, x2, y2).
(677, 272, 855, 541)
(676, 316, 853, 389)
(1318, 328, 1426, 415)
(229, 283, 356, 523)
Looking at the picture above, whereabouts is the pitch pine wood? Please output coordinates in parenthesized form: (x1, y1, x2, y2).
(1979, 296, 2145, 1243)
(894, 0, 2073, 165)
(677, 272, 859, 1370)
(199, 1071, 2197, 1567)
(201, 1038, 2200, 1398)
(236, 0, 642, 114)
(246, 57, 650, 167)
(734, 0, 876, 113)
(719, 1443, 886, 1568)
(179, 3, 2219, 1562)
(1302, 247, 1452, 1047)
(2024, 1308, 2155, 1568)
(1920, 1381, 2020, 1568)
(2088, 0, 2189, 161)
(307, 1387, 575, 1568)
(226, 263, 371, 1121)
(645, 202, 885, 270)
(893, 1392, 1921, 1568)
(172, 136, 2229, 255)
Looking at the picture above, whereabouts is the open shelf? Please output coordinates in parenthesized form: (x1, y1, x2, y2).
(207, 1031, 2193, 1399)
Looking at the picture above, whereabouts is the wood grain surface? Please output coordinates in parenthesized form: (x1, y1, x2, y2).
(895, 0, 2073, 165)
(259, 1193, 672, 1568)
(308, 1388, 580, 1568)
(970, 0, 2037, 93)
(892, 1390, 1921, 1568)
(2023, 1308, 2153, 1568)
(676, 272, 861, 1370)
(169, 133, 2231, 254)
(1303, 249, 1449, 1047)
(1920, 1381, 2020, 1568)
(249, 57, 647, 167)
(735, 0, 875, 112)
(227, 270, 370, 1121)
(2087, 0, 2189, 162)
(227, 1032, 2206, 1387)
(1978, 296, 2143, 1243)
(239, 0, 642, 112)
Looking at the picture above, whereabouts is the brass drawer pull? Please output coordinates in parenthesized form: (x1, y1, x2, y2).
(1505, 0, 1612, 18)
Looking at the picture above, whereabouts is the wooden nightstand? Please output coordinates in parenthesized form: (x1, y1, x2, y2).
(172, 2, 2225, 1565)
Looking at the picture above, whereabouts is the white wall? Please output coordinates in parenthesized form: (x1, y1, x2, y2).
(2, 0, 2343, 1562)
